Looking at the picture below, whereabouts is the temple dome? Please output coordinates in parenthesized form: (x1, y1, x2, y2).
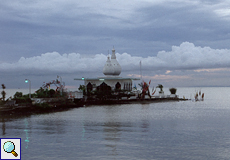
(103, 56, 114, 75)
(103, 47, 122, 76)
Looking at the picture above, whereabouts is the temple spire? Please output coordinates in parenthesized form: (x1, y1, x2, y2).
(111, 46, 116, 59)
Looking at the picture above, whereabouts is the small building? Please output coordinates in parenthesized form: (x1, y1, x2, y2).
(74, 47, 140, 98)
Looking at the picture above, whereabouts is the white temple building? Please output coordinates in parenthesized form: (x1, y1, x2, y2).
(74, 47, 139, 94)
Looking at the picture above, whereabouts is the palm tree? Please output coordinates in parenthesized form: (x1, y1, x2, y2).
(1, 84, 6, 101)
(1, 84, 5, 90)
(156, 84, 164, 93)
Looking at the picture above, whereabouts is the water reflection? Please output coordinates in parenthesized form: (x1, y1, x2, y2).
(103, 121, 121, 156)
(36, 118, 66, 135)
(140, 104, 150, 133)
(1, 118, 5, 135)
(24, 119, 30, 149)
(80, 108, 86, 140)
(2, 91, 230, 160)
(141, 119, 149, 133)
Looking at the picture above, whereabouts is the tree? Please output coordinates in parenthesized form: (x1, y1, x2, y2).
(156, 84, 164, 93)
(1, 84, 5, 90)
(48, 89, 55, 98)
(1, 91, 6, 101)
(14, 92, 23, 99)
(78, 85, 86, 95)
(1, 84, 6, 101)
(169, 88, 177, 94)
(35, 87, 46, 98)
(78, 85, 85, 91)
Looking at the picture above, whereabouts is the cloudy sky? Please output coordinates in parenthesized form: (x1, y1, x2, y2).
(1, 0, 230, 90)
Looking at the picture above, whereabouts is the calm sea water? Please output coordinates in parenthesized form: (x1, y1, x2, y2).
(1, 87, 230, 160)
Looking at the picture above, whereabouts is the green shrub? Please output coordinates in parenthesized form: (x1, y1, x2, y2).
(169, 88, 177, 94)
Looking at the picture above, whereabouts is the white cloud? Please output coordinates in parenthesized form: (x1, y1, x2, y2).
(0, 52, 106, 75)
(155, 42, 230, 70)
(1, 42, 230, 76)
(215, 8, 230, 19)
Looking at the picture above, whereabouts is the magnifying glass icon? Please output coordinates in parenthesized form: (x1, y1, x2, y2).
(3, 141, 18, 157)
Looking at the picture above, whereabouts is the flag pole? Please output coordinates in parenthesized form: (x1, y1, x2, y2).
(140, 61, 142, 81)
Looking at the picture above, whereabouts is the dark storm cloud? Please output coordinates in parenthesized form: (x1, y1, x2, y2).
(1, 0, 229, 59)
(133, 2, 230, 44)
